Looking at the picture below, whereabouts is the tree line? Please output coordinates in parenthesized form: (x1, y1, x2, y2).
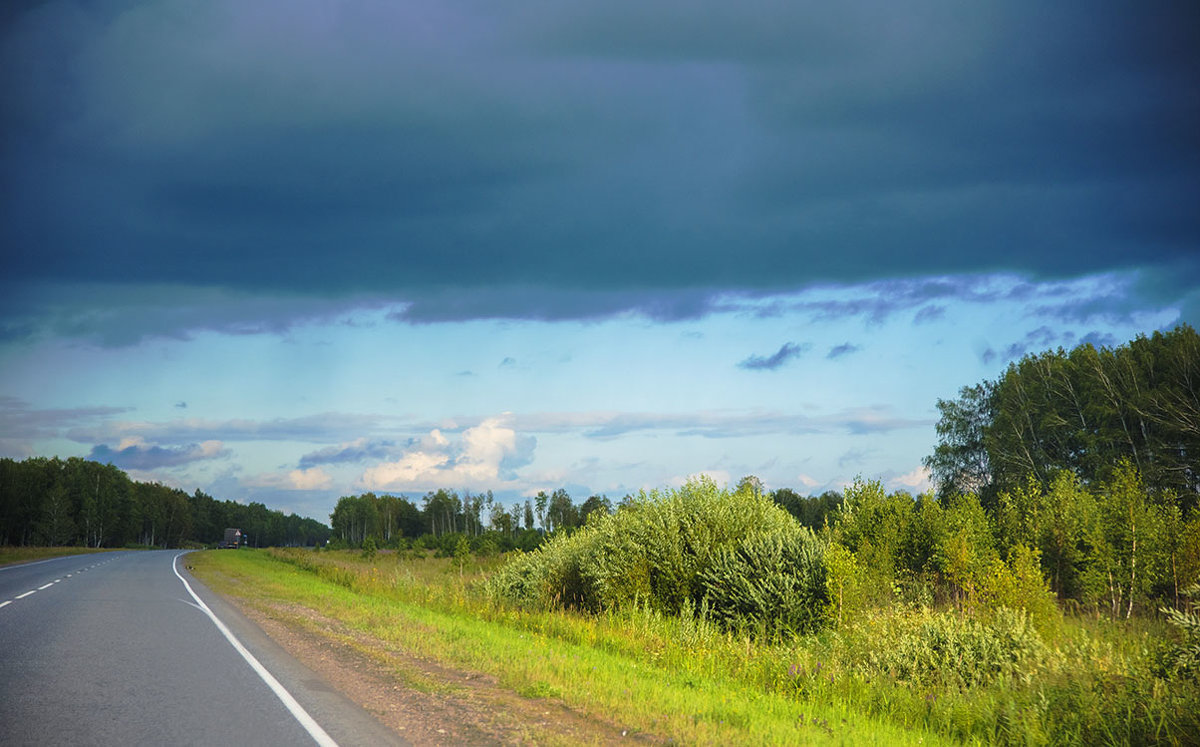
(342, 325, 1200, 620)
(328, 488, 615, 553)
(902, 323, 1200, 616)
(0, 456, 330, 548)
(924, 323, 1199, 508)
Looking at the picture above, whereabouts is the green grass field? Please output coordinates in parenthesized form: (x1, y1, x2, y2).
(191, 548, 950, 744)
(188, 548, 1200, 745)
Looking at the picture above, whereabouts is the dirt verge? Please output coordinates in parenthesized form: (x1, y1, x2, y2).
(219, 594, 658, 746)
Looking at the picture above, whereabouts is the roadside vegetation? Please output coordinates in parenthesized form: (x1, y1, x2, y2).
(7, 325, 1198, 741)
(0, 545, 118, 567)
(194, 471, 1200, 744)
(193, 539, 939, 745)
(193, 326, 1199, 744)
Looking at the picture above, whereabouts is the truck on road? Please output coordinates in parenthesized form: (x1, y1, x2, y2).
(219, 528, 242, 549)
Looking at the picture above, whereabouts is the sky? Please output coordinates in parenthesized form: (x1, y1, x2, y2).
(1, 1, 1197, 522)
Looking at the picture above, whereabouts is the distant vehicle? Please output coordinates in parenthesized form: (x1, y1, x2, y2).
(219, 528, 242, 549)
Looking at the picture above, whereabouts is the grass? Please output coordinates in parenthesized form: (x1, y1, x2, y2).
(190, 548, 944, 745)
(0, 546, 120, 567)
(190, 547, 1200, 745)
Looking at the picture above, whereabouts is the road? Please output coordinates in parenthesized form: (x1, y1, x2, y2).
(0, 550, 402, 746)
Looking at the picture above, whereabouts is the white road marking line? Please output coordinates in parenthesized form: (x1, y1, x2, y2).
(0, 601, 11, 608)
(15, 590, 36, 599)
(172, 553, 338, 747)
(37, 582, 53, 590)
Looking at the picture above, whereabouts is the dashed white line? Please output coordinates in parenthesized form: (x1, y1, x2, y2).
(0, 601, 11, 609)
(15, 590, 37, 599)
(37, 582, 54, 590)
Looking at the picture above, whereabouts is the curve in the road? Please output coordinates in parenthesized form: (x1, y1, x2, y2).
(171, 552, 337, 747)
(0, 551, 403, 746)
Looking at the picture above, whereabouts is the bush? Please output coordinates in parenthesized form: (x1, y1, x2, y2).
(360, 536, 377, 560)
(699, 527, 828, 636)
(978, 544, 1062, 636)
(824, 541, 865, 627)
(858, 607, 1048, 689)
(487, 476, 831, 635)
(1159, 583, 1200, 680)
(472, 536, 500, 557)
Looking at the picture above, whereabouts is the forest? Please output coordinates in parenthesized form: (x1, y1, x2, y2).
(0, 456, 330, 548)
(330, 327, 1200, 619)
(6, 325, 1199, 742)
(5, 324, 1199, 621)
(925, 323, 1198, 508)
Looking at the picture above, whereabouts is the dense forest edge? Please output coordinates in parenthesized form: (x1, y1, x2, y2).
(0, 458, 330, 548)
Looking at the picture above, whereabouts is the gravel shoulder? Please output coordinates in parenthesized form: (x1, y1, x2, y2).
(214, 592, 654, 746)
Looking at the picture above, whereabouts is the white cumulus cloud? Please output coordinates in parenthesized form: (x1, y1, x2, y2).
(888, 465, 932, 493)
(245, 466, 334, 491)
(359, 416, 535, 491)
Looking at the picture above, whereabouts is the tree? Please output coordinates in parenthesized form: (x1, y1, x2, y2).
(1089, 460, 1164, 618)
(454, 535, 470, 576)
(925, 383, 995, 504)
(535, 491, 548, 531)
(489, 499, 513, 535)
(423, 489, 461, 537)
(331, 494, 379, 546)
(0, 456, 329, 549)
(39, 480, 75, 546)
(933, 493, 996, 611)
(546, 489, 579, 533)
(928, 324, 1200, 503)
(736, 475, 764, 499)
(997, 470, 1098, 600)
(580, 495, 612, 523)
(834, 478, 912, 603)
(771, 488, 843, 529)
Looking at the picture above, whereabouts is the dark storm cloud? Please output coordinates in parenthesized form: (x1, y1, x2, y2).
(65, 412, 385, 446)
(1079, 331, 1119, 350)
(509, 408, 929, 440)
(298, 439, 396, 468)
(2, 0, 1197, 334)
(979, 323, 1123, 367)
(827, 343, 861, 360)
(0, 397, 131, 451)
(89, 441, 229, 470)
(738, 342, 809, 371)
(913, 306, 945, 325)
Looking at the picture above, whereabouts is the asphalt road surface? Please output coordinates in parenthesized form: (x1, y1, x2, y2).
(0, 550, 403, 746)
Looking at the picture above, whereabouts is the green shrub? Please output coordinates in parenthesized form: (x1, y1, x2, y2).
(485, 548, 548, 605)
(360, 536, 377, 560)
(1159, 583, 1200, 680)
(487, 476, 831, 635)
(832, 478, 910, 604)
(978, 544, 1062, 636)
(824, 540, 865, 627)
(858, 607, 1048, 689)
(699, 526, 828, 636)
